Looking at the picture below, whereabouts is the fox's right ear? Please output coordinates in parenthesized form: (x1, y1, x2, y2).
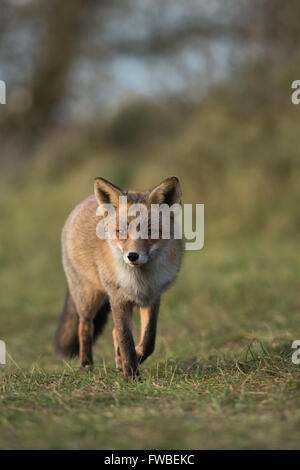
(94, 177, 123, 207)
(149, 176, 182, 207)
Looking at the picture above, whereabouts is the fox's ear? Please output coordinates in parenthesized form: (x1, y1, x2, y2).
(94, 177, 123, 206)
(149, 176, 182, 206)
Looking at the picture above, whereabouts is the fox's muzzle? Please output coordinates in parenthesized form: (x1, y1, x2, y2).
(124, 251, 149, 267)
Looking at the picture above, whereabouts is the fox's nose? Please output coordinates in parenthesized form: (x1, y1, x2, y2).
(127, 252, 139, 262)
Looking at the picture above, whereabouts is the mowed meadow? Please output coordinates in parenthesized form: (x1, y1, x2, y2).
(1, 86, 300, 449)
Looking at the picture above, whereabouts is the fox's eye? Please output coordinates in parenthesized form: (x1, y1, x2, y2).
(117, 228, 126, 236)
(149, 228, 159, 238)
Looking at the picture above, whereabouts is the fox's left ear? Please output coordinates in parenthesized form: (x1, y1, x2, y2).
(94, 177, 123, 207)
(149, 176, 182, 206)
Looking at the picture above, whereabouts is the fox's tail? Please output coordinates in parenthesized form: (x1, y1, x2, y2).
(54, 287, 110, 357)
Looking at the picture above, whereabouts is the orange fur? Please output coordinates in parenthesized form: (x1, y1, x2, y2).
(54, 177, 182, 379)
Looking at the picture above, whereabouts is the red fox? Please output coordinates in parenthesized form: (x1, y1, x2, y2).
(54, 176, 182, 378)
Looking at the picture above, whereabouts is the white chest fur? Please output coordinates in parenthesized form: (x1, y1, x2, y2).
(111, 247, 178, 306)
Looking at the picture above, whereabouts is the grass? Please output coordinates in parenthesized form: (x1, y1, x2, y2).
(1, 86, 300, 448)
(1, 184, 300, 449)
(1, 344, 300, 449)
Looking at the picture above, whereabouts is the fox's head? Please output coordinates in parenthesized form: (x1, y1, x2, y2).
(94, 176, 182, 267)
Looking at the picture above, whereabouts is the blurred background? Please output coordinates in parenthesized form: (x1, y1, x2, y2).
(1, 0, 300, 366)
(1, 0, 300, 221)
(0, 0, 300, 449)
(1, 0, 300, 368)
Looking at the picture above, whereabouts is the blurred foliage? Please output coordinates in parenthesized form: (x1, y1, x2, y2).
(4, 52, 298, 243)
(1, 0, 300, 450)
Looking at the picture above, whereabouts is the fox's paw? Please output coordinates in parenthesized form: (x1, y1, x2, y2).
(115, 356, 122, 372)
(135, 345, 143, 363)
(136, 353, 144, 364)
(122, 363, 140, 381)
(80, 358, 94, 369)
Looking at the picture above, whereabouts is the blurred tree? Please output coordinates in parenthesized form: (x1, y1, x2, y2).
(2, 0, 100, 141)
(0, 0, 247, 140)
(0, 0, 299, 167)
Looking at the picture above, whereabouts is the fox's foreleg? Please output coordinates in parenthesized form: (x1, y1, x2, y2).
(112, 308, 132, 372)
(69, 277, 106, 367)
(111, 300, 138, 379)
(78, 318, 94, 367)
(112, 328, 122, 371)
(136, 299, 160, 364)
